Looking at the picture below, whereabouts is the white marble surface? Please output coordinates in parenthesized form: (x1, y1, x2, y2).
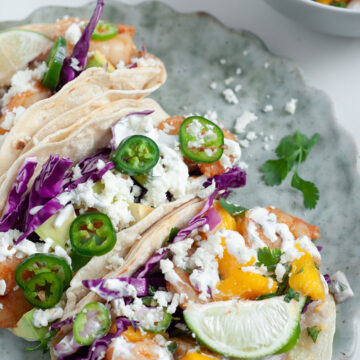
(2, 0, 360, 173)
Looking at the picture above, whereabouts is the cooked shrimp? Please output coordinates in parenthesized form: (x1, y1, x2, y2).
(166, 267, 205, 308)
(0, 81, 50, 128)
(105, 337, 169, 360)
(237, 206, 321, 251)
(0, 256, 22, 296)
(157, 117, 238, 177)
(22, 18, 137, 65)
(0, 288, 32, 328)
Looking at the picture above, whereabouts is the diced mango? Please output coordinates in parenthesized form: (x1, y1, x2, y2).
(289, 248, 325, 301)
(121, 326, 155, 342)
(213, 201, 237, 231)
(215, 268, 277, 300)
(180, 351, 219, 360)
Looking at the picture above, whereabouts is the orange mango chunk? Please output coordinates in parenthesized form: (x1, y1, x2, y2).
(289, 249, 325, 301)
(121, 326, 156, 342)
(180, 351, 219, 360)
(215, 268, 278, 300)
(213, 201, 237, 231)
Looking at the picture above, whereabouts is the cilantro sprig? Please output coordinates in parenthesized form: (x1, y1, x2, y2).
(261, 131, 320, 209)
(307, 326, 322, 343)
(218, 198, 247, 216)
(256, 247, 282, 272)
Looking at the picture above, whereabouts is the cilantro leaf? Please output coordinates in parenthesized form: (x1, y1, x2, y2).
(307, 326, 322, 343)
(261, 158, 292, 186)
(256, 293, 277, 300)
(219, 198, 247, 216)
(284, 288, 300, 302)
(261, 130, 320, 209)
(165, 227, 180, 245)
(291, 172, 319, 209)
(26, 330, 58, 353)
(167, 341, 178, 354)
(257, 247, 282, 272)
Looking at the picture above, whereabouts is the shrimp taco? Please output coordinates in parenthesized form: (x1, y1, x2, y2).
(49, 192, 339, 360)
(0, 0, 166, 172)
(0, 97, 246, 341)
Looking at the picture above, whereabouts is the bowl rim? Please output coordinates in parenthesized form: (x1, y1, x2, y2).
(294, 0, 360, 13)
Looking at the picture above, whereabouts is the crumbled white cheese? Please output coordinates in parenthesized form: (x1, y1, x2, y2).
(116, 60, 126, 69)
(203, 109, 218, 122)
(1, 106, 26, 130)
(275, 263, 286, 282)
(296, 236, 321, 262)
(105, 253, 125, 271)
(104, 279, 137, 298)
(220, 138, 241, 170)
(238, 161, 249, 170)
(285, 98, 298, 115)
(111, 337, 135, 359)
(169, 238, 194, 269)
(65, 23, 82, 45)
(264, 62, 270, 69)
(160, 259, 184, 286)
(54, 204, 75, 229)
(0, 230, 22, 261)
(209, 81, 217, 90)
(153, 291, 172, 307)
(32, 307, 64, 328)
(0, 280, 6, 296)
(70, 58, 82, 72)
(246, 131, 257, 141)
(234, 111, 258, 133)
(263, 104, 273, 113)
(219, 58, 227, 65)
(197, 179, 216, 199)
(236, 67, 242, 75)
(0, 303, 3, 310)
(29, 205, 44, 215)
(239, 139, 249, 148)
(223, 88, 239, 105)
(234, 84, 242, 92)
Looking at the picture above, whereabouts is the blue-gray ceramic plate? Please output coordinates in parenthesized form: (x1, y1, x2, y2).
(0, 1, 359, 359)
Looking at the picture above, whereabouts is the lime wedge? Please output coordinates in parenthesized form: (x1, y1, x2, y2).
(0, 29, 53, 86)
(184, 296, 305, 359)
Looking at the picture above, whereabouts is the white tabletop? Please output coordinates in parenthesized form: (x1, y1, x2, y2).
(2, 0, 360, 172)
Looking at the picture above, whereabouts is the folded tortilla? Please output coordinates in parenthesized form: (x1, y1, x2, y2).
(0, 97, 169, 215)
(53, 199, 336, 360)
(0, 57, 166, 176)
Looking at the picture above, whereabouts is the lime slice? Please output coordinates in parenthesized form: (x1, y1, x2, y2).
(184, 296, 305, 359)
(0, 29, 53, 86)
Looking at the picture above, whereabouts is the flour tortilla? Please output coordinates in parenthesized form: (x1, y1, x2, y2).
(0, 97, 169, 215)
(0, 55, 166, 175)
(53, 200, 336, 360)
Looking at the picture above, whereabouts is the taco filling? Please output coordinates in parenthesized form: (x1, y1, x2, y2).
(0, 108, 244, 332)
(49, 192, 351, 359)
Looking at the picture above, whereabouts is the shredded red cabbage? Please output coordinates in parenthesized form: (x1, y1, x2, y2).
(56, 318, 131, 360)
(203, 166, 246, 191)
(316, 245, 323, 252)
(58, 0, 104, 88)
(50, 316, 75, 332)
(324, 274, 331, 285)
(128, 62, 138, 69)
(0, 157, 37, 232)
(134, 249, 169, 278)
(82, 277, 147, 301)
(110, 110, 155, 150)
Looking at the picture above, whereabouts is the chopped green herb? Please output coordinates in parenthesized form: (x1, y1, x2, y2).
(167, 341, 178, 354)
(314, 262, 319, 270)
(165, 227, 180, 245)
(256, 247, 282, 272)
(142, 296, 158, 307)
(330, 1, 347, 7)
(296, 267, 304, 274)
(256, 293, 277, 300)
(218, 198, 247, 216)
(148, 285, 156, 296)
(307, 326, 322, 343)
(284, 288, 300, 303)
(261, 131, 320, 209)
(26, 330, 58, 353)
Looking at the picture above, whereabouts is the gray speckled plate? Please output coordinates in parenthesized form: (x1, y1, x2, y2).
(0, 1, 359, 359)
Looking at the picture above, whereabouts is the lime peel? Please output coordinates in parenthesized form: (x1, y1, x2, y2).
(184, 296, 305, 359)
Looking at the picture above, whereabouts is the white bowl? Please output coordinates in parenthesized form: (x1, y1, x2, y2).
(265, 0, 360, 37)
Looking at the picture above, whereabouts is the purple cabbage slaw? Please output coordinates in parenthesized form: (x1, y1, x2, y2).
(0, 150, 113, 244)
(58, 0, 104, 88)
(54, 317, 131, 360)
(110, 110, 155, 150)
(0, 157, 37, 232)
(82, 277, 147, 301)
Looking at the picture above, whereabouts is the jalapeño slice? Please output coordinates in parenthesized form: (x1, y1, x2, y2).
(179, 116, 224, 163)
(42, 36, 67, 91)
(69, 212, 116, 257)
(83, 21, 118, 41)
(111, 135, 160, 176)
(15, 253, 72, 290)
(73, 302, 111, 345)
(24, 272, 63, 309)
(144, 309, 172, 333)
